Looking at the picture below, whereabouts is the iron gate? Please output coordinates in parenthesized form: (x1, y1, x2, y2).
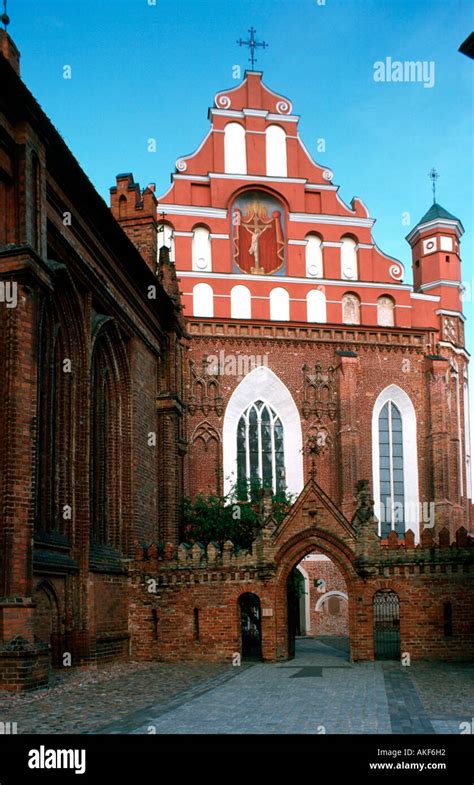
(373, 590, 400, 660)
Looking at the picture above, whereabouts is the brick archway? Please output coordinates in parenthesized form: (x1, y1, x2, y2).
(268, 479, 358, 661)
(273, 531, 358, 660)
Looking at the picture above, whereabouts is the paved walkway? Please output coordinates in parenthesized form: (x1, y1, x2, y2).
(1, 638, 472, 735)
(99, 638, 473, 735)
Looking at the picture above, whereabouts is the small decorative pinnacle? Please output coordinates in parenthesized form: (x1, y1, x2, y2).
(428, 167, 439, 205)
(1, 0, 9, 31)
(236, 27, 268, 70)
(306, 427, 330, 481)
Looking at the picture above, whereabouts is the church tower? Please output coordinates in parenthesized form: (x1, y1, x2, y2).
(406, 200, 465, 348)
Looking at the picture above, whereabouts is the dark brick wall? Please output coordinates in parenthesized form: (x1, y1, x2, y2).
(0, 54, 183, 690)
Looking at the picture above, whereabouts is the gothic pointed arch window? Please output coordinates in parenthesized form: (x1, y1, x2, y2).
(463, 369, 472, 500)
(35, 282, 85, 537)
(35, 299, 60, 532)
(265, 125, 287, 177)
(378, 401, 405, 539)
(91, 340, 111, 545)
(377, 295, 395, 327)
(372, 385, 419, 541)
(224, 367, 303, 497)
(342, 292, 360, 325)
(90, 323, 131, 551)
(224, 123, 247, 174)
(237, 400, 285, 496)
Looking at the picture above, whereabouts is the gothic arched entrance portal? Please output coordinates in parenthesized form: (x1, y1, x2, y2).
(272, 479, 358, 662)
(373, 590, 400, 660)
(239, 593, 262, 661)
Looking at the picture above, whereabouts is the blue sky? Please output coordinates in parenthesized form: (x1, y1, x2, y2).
(9, 0, 474, 457)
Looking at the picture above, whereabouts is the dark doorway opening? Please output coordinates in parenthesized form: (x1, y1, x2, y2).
(239, 593, 262, 661)
(373, 590, 400, 660)
(287, 567, 304, 659)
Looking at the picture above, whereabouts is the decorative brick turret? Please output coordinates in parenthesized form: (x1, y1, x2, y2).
(110, 173, 158, 272)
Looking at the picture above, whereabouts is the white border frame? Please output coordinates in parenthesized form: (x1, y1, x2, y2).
(223, 366, 304, 497)
(372, 385, 420, 542)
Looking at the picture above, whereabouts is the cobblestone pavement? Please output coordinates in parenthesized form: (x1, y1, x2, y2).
(0, 638, 472, 735)
(409, 662, 474, 735)
(0, 661, 230, 734)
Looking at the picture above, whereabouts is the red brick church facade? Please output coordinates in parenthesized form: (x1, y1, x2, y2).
(0, 33, 473, 690)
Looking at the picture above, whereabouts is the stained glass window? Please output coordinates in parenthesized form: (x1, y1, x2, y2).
(236, 400, 286, 495)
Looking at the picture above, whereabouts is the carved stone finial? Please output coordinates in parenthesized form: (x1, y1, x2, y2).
(352, 480, 377, 529)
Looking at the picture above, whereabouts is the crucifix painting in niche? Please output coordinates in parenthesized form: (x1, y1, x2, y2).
(232, 191, 285, 275)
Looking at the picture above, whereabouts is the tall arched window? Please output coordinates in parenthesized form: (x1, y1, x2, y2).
(193, 283, 214, 317)
(305, 233, 323, 278)
(237, 400, 285, 496)
(306, 289, 327, 323)
(231, 284, 251, 319)
(372, 385, 420, 542)
(342, 293, 360, 325)
(265, 125, 287, 177)
(224, 123, 247, 174)
(192, 226, 212, 271)
(35, 299, 60, 532)
(91, 340, 111, 545)
(377, 295, 395, 327)
(341, 236, 358, 280)
(223, 366, 303, 497)
(90, 324, 131, 552)
(270, 287, 290, 321)
(157, 223, 175, 262)
(463, 371, 472, 500)
(378, 401, 405, 539)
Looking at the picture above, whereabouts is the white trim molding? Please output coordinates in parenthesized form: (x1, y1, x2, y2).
(406, 218, 464, 244)
(289, 212, 375, 228)
(410, 292, 440, 302)
(315, 590, 348, 612)
(176, 270, 413, 291)
(418, 280, 464, 292)
(436, 308, 466, 322)
(156, 204, 228, 219)
(208, 173, 305, 184)
(223, 366, 304, 497)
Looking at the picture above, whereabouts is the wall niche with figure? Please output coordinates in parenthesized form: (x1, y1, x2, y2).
(232, 190, 285, 276)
